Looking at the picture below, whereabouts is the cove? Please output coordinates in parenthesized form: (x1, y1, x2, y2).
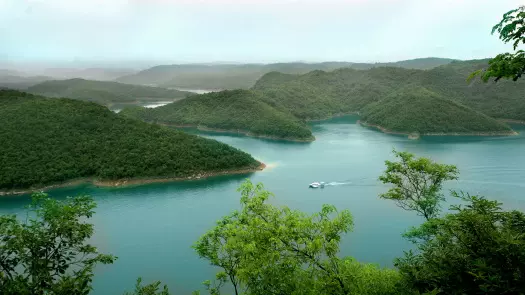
(1, 115, 525, 294)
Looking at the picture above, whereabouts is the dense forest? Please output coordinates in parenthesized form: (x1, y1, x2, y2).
(253, 59, 525, 133)
(26, 78, 191, 107)
(360, 86, 514, 134)
(0, 89, 260, 191)
(115, 58, 454, 90)
(121, 89, 314, 141)
(120, 59, 525, 140)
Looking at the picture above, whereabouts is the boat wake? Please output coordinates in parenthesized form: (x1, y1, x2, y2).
(324, 181, 353, 186)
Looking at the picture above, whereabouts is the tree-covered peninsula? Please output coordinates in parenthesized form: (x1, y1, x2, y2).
(120, 89, 315, 142)
(27, 78, 191, 107)
(0, 90, 262, 192)
(359, 86, 515, 136)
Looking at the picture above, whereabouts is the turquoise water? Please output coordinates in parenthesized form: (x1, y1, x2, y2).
(2, 115, 525, 294)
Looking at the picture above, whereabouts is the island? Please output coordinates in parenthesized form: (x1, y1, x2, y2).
(26, 78, 191, 108)
(0, 89, 264, 194)
(358, 86, 516, 137)
(120, 89, 315, 142)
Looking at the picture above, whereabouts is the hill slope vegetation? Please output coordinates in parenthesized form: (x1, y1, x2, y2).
(253, 59, 525, 130)
(359, 87, 514, 135)
(27, 78, 191, 107)
(121, 90, 314, 141)
(116, 58, 454, 90)
(0, 90, 261, 191)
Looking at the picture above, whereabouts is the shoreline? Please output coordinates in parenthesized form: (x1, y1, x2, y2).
(158, 122, 315, 143)
(0, 163, 266, 196)
(499, 119, 525, 125)
(305, 112, 359, 122)
(358, 121, 519, 137)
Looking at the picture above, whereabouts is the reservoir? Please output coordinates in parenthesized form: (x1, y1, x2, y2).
(1, 115, 525, 294)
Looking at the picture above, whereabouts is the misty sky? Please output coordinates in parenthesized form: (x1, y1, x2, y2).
(1, 0, 523, 65)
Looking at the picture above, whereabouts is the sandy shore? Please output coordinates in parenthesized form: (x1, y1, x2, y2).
(358, 121, 519, 137)
(0, 163, 266, 196)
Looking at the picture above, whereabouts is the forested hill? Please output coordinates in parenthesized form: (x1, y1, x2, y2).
(115, 58, 454, 90)
(360, 86, 514, 135)
(253, 59, 525, 125)
(26, 78, 191, 107)
(0, 89, 261, 191)
(120, 89, 314, 141)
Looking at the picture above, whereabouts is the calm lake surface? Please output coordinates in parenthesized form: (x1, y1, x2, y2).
(1, 115, 525, 294)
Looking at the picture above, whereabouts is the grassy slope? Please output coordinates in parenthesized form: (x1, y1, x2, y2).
(0, 89, 260, 190)
(27, 78, 191, 106)
(359, 86, 514, 134)
(116, 58, 454, 90)
(120, 89, 314, 141)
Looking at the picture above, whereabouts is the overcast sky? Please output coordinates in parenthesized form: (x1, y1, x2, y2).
(0, 0, 523, 66)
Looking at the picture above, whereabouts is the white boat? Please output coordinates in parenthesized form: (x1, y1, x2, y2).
(309, 182, 326, 188)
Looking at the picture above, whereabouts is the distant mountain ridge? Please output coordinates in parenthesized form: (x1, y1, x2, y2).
(27, 78, 192, 107)
(115, 58, 456, 90)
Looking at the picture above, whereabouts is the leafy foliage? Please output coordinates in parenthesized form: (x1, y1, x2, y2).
(360, 86, 513, 134)
(27, 78, 190, 106)
(379, 151, 459, 220)
(0, 89, 260, 190)
(470, 6, 525, 82)
(396, 192, 525, 294)
(121, 89, 314, 141)
(0, 193, 116, 295)
(194, 180, 407, 295)
(124, 278, 170, 295)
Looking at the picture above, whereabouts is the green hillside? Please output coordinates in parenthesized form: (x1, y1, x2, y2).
(0, 89, 260, 191)
(418, 59, 525, 121)
(27, 78, 191, 107)
(115, 58, 453, 90)
(359, 86, 514, 135)
(120, 89, 314, 141)
(253, 59, 525, 123)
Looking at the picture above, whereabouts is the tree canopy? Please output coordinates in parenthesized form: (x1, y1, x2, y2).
(0, 193, 116, 295)
(470, 6, 525, 82)
(193, 180, 406, 295)
(0, 89, 260, 191)
(379, 150, 459, 220)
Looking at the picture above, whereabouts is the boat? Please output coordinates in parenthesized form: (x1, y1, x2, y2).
(309, 182, 326, 188)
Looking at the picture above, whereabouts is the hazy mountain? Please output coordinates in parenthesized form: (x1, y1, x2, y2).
(27, 78, 191, 107)
(115, 58, 455, 90)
